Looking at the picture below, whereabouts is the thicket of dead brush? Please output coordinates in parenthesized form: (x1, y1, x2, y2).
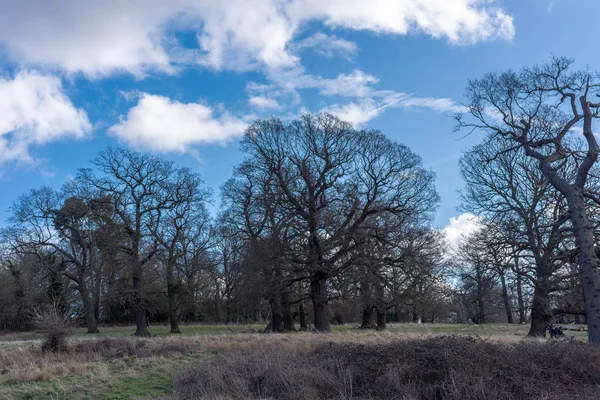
(174, 336, 600, 400)
(32, 303, 74, 353)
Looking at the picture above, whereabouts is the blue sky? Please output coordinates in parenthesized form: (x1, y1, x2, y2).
(0, 0, 596, 234)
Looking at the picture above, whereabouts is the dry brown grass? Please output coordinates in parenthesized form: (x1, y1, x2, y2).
(0, 335, 200, 384)
(0, 328, 546, 383)
(0, 327, 595, 399)
(174, 335, 600, 400)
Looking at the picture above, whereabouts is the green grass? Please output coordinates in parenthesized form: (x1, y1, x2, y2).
(333, 322, 589, 340)
(0, 352, 209, 400)
(0, 322, 589, 344)
(0, 323, 264, 343)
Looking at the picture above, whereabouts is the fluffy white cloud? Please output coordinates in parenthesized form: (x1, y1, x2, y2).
(249, 96, 282, 110)
(289, 0, 515, 45)
(0, 71, 91, 164)
(294, 33, 358, 59)
(0, 0, 184, 77)
(109, 94, 247, 152)
(317, 70, 380, 97)
(193, 0, 299, 71)
(0, 0, 514, 75)
(443, 213, 481, 250)
(324, 100, 381, 126)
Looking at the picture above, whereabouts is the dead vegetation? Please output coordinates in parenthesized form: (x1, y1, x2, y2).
(32, 302, 74, 353)
(174, 336, 600, 400)
(2, 329, 599, 399)
(0, 336, 200, 383)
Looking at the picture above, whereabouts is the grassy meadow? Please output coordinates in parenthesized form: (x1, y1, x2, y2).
(0, 323, 592, 399)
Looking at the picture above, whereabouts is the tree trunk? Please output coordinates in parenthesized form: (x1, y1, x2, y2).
(223, 252, 231, 323)
(270, 295, 284, 333)
(214, 278, 222, 325)
(93, 292, 101, 324)
(282, 291, 295, 331)
(499, 271, 513, 324)
(299, 303, 307, 330)
(528, 284, 552, 337)
(80, 285, 99, 334)
(568, 192, 600, 345)
(360, 278, 374, 329)
(85, 302, 99, 334)
(515, 256, 526, 324)
(457, 295, 467, 324)
(476, 269, 485, 324)
(298, 281, 307, 330)
(376, 308, 386, 330)
(310, 272, 330, 332)
(168, 288, 181, 334)
(476, 298, 485, 324)
(166, 260, 181, 334)
(133, 260, 149, 337)
(361, 305, 374, 329)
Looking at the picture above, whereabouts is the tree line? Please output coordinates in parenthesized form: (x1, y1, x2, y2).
(2, 58, 600, 344)
(0, 114, 445, 336)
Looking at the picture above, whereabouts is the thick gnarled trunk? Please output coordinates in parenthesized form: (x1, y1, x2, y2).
(361, 305, 374, 329)
(310, 272, 330, 332)
(528, 284, 552, 337)
(80, 285, 99, 334)
(567, 192, 600, 345)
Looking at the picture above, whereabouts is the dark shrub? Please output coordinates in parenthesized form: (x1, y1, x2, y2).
(33, 303, 73, 353)
(173, 336, 600, 400)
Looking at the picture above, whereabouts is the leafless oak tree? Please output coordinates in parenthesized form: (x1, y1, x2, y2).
(458, 58, 600, 344)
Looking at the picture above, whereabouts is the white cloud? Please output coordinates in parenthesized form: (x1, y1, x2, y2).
(0, 0, 184, 78)
(324, 100, 381, 126)
(288, 0, 515, 45)
(294, 33, 358, 59)
(323, 92, 464, 126)
(398, 97, 467, 114)
(0, 71, 91, 165)
(40, 166, 57, 178)
(317, 70, 380, 97)
(249, 65, 465, 125)
(249, 68, 383, 103)
(324, 96, 409, 126)
(0, 0, 514, 76)
(109, 93, 247, 152)
(193, 0, 299, 71)
(443, 213, 481, 250)
(249, 96, 282, 110)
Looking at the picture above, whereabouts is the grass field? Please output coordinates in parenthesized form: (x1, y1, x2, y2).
(0, 323, 590, 399)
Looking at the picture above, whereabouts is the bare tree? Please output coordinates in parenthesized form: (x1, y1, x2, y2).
(455, 230, 497, 324)
(1, 186, 115, 334)
(151, 168, 211, 333)
(460, 137, 573, 335)
(221, 160, 297, 333)
(77, 148, 176, 337)
(239, 113, 438, 332)
(458, 58, 600, 344)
